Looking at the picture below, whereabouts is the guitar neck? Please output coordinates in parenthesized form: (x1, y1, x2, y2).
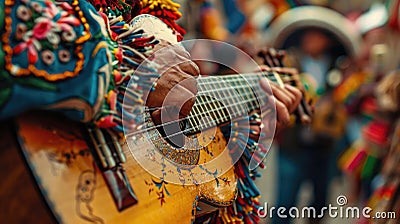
(184, 71, 283, 135)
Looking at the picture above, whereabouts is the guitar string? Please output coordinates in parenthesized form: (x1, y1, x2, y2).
(123, 76, 298, 136)
(126, 86, 265, 128)
(87, 75, 300, 161)
(124, 75, 268, 128)
(124, 80, 272, 134)
(122, 82, 296, 140)
(196, 73, 293, 85)
(124, 93, 272, 138)
(88, 74, 300, 149)
(130, 74, 297, 133)
(129, 74, 296, 117)
(121, 77, 295, 144)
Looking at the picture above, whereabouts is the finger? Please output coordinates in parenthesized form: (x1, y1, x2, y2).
(177, 60, 200, 77)
(267, 48, 281, 67)
(257, 65, 271, 72)
(174, 72, 198, 96)
(146, 75, 175, 108)
(276, 120, 286, 134)
(265, 54, 275, 67)
(260, 78, 273, 95)
(275, 100, 290, 128)
(151, 106, 182, 126)
(272, 67, 303, 90)
(284, 84, 302, 113)
(279, 85, 299, 113)
(146, 71, 197, 108)
(261, 108, 276, 136)
(270, 84, 294, 110)
(151, 109, 162, 125)
(168, 86, 195, 112)
(277, 50, 286, 65)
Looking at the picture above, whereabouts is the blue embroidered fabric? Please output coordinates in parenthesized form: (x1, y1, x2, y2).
(0, 0, 111, 122)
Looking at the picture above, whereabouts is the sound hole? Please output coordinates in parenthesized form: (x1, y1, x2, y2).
(155, 119, 186, 149)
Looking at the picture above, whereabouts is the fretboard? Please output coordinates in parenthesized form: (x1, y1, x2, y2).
(184, 72, 281, 135)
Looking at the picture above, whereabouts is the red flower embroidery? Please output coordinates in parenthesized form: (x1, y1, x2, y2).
(33, 18, 52, 39)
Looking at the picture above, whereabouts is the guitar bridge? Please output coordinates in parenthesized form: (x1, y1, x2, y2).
(86, 127, 138, 211)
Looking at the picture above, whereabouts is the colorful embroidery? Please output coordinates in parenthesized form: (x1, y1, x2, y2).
(0, 0, 112, 123)
(2, 0, 92, 81)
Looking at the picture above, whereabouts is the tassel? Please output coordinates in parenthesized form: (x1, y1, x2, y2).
(218, 113, 266, 223)
(92, 11, 160, 133)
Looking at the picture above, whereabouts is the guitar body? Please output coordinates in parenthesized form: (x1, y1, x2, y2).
(4, 112, 236, 223)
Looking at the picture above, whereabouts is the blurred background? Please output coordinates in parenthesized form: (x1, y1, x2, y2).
(176, 0, 400, 223)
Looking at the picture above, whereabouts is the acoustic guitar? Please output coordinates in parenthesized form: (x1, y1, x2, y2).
(1, 70, 305, 223)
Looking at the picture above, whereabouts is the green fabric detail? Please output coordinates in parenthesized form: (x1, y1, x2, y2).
(14, 77, 58, 92)
(40, 40, 56, 51)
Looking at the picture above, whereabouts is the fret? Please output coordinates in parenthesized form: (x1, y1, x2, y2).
(250, 73, 270, 109)
(219, 75, 247, 115)
(196, 94, 210, 130)
(228, 86, 246, 116)
(203, 77, 225, 123)
(198, 95, 216, 129)
(209, 94, 225, 125)
(272, 71, 285, 88)
(206, 78, 229, 124)
(222, 74, 258, 112)
(189, 99, 202, 132)
(229, 75, 249, 113)
(186, 111, 197, 133)
(216, 79, 236, 116)
(209, 78, 235, 118)
(238, 75, 259, 111)
(247, 74, 267, 109)
(185, 78, 230, 134)
(215, 76, 239, 116)
(204, 77, 230, 123)
(182, 70, 292, 135)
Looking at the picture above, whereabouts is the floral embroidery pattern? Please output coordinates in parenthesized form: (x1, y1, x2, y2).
(13, 0, 80, 64)
(2, 0, 89, 81)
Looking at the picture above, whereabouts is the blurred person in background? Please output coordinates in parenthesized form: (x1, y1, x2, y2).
(266, 6, 359, 224)
(274, 28, 347, 224)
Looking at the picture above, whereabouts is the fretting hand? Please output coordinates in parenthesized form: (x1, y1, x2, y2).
(258, 65, 303, 133)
